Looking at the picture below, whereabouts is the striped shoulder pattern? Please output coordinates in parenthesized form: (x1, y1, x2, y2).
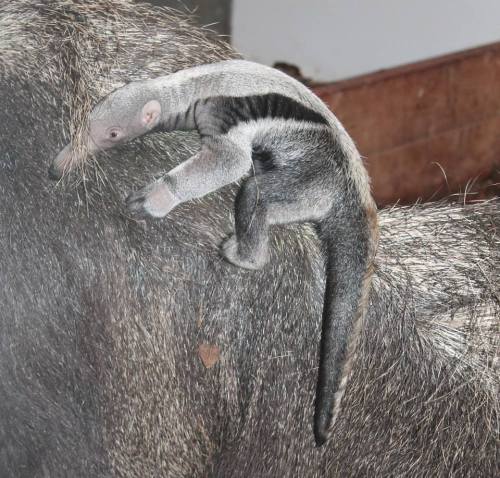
(194, 93, 329, 136)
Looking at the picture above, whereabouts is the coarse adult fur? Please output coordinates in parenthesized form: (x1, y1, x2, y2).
(0, 1, 498, 477)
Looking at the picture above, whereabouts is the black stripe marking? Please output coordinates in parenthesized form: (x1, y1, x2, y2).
(202, 93, 328, 135)
(251, 145, 275, 175)
(172, 112, 180, 130)
(247, 96, 259, 120)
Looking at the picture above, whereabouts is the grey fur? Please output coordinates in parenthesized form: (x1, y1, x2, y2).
(50, 60, 379, 445)
(0, 1, 498, 476)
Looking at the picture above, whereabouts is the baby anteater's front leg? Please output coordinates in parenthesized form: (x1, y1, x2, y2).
(127, 136, 252, 218)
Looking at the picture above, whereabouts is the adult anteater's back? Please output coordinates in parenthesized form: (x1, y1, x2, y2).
(0, 1, 498, 477)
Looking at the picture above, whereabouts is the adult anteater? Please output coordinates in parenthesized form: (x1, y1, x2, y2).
(0, 1, 498, 477)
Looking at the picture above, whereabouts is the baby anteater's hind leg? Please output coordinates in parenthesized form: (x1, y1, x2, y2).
(221, 170, 330, 270)
(221, 175, 270, 270)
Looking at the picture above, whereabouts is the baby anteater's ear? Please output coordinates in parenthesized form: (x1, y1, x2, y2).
(141, 100, 162, 129)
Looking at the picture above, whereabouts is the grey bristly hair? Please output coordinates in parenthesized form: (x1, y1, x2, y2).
(0, 1, 498, 477)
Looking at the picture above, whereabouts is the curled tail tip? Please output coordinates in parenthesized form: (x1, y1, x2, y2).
(313, 409, 333, 447)
(314, 428, 328, 447)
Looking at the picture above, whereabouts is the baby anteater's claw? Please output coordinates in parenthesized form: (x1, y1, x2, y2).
(126, 181, 179, 218)
(125, 190, 147, 217)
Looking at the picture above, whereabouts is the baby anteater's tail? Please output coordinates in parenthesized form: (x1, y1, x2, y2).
(314, 200, 377, 446)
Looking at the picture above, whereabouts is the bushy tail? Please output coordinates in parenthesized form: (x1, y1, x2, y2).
(314, 204, 377, 446)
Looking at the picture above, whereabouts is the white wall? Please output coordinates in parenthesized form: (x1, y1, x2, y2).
(232, 0, 500, 81)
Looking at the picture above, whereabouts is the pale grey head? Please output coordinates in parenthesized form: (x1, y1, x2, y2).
(49, 81, 162, 180)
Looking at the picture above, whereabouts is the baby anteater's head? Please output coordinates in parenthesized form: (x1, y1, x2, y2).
(49, 81, 162, 180)
(88, 83, 162, 150)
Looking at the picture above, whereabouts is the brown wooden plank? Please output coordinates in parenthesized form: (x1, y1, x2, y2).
(311, 41, 500, 204)
(312, 41, 500, 92)
(367, 115, 500, 205)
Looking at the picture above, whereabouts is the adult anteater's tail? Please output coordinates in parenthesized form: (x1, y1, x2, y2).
(314, 201, 378, 446)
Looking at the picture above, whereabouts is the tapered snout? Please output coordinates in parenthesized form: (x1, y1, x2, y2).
(48, 138, 98, 181)
(48, 143, 72, 181)
(48, 162, 64, 181)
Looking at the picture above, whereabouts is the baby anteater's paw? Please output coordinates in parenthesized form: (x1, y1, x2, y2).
(126, 181, 179, 218)
(220, 234, 269, 270)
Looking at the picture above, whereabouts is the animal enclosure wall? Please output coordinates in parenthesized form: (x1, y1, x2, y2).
(313, 43, 500, 205)
(232, 0, 500, 81)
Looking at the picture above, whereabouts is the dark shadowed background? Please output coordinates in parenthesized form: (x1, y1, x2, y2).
(147, 0, 231, 36)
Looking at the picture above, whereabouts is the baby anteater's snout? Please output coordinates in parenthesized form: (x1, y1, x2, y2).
(48, 163, 63, 181)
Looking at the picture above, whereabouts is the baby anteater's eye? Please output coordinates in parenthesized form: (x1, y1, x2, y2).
(107, 127, 122, 141)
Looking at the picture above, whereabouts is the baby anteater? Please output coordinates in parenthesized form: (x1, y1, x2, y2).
(50, 59, 379, 446)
